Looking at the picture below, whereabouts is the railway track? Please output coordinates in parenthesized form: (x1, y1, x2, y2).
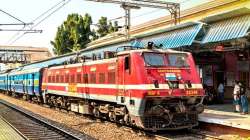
(148, 129, 222, 140)
(0, 96, 223, 140)
(0, 100, 93, 140)
(120, 124, 221, 140)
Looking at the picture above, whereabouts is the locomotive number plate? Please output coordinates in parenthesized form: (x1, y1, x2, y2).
(185, 90, 198, 95)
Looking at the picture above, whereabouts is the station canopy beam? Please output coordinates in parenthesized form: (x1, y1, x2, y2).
(85, 0, 180, 40)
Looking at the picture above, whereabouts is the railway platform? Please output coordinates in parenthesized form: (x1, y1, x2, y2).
(0, 117, 25, 140)
(198, 103, 250, 136)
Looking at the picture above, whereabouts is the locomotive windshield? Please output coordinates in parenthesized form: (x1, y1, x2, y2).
(143, 53, 189, 67)
(144, 53, 165, 66)
(168, 54, 189, 67)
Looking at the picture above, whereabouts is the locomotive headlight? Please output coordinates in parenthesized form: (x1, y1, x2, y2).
(176, 74, 181, 80)
(177, 76, 181, 80)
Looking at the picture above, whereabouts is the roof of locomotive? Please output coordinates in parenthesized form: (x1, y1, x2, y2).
(117, 48, 190, 56)
(40, 48, 191, 70)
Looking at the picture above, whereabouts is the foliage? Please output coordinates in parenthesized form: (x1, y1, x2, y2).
(96, 17, 119, 38)
(51, 14, 119, 55)
(51, 13, 92, 55)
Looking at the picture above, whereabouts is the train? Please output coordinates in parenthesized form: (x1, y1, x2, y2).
(0, 45, 205, 131)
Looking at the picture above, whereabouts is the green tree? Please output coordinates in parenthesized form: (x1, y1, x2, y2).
(96, 17, 119, 38)
(51, 13, 93, 55)
(97, 16, 109, 37)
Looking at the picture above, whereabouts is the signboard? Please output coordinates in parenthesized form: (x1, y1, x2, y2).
(215, 45, 224, 51)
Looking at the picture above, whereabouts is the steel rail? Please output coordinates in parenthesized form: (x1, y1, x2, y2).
(0, 100, 92, 140)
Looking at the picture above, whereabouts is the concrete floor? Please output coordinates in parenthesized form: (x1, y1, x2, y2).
(0, 117, 25, 140)
(199, 103, 250, 130)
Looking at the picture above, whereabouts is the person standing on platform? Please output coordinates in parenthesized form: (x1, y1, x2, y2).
(217, 82, 224, 104)
(233, 81, 240, 113)
(239, 82, 248, 115)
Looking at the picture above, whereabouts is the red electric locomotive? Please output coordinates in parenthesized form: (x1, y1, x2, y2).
(41, 46, 204, 131)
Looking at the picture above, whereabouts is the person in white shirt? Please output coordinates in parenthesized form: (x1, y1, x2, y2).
(217, 82, 224, 103)
(233, 81, 240, 112)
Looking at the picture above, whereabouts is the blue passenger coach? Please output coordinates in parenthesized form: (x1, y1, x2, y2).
(8, 68, 42, 97)
(0, 72, 8, 91)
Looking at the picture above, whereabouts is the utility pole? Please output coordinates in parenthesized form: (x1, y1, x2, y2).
(121, 3, 140, 40)
(85, 0, 180, 41)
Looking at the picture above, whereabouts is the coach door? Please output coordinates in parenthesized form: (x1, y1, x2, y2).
(31, 74, 35, 95)
(24, 74, 28, 94)
(117, 55, 130, 104)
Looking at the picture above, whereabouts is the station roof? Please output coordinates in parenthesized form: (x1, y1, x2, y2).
(0, 46, 49, 52)
(20, 0, 249, 70)
(202, 7, 250, 44)
(131, 22, 204, 49)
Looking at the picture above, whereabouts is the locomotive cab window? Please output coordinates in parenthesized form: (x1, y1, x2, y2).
(124, 56, 130, 73)
(143, 53, 190, 68)
(168, 54, 190, 67)
(143, 53, 165, 67)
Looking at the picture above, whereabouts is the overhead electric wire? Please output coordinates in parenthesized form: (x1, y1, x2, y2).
(8, 0, 70, 44)
(0, 29, 42, 32)
(0, 9, 26, 24)
(8, 0, 71, 45)
(128, 0, 194, 20)
(30, 0, 67, 24)
(31, 0, 71, 29)
(0, 23, 32, 26)
(7, 0, 68, 44)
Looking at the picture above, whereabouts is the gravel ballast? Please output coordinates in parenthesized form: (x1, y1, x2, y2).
(0, 94, 150, 140)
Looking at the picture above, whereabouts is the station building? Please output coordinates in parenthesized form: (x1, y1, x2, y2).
(22, 0, 250, 100)
(86, 0, 250, 100)
(0, 46, 52, 70)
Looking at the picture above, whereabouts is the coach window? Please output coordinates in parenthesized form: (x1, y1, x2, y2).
(83, 74, 88, 83)
(52, 76, 55, 83)
(70, 74, 75, 83)
(65, 74, 69, 83)
(90, 73, 96, 83)
(125, 56, 130, 73)
(99, 73, 105, 84)
(48, 76, 51, 83)
(60, 75, 64, 83)
(108, 72, 115, 84)
(56, 75, 60, 83)
(49, 76, 51, 83)
(77, 73, 81, 83)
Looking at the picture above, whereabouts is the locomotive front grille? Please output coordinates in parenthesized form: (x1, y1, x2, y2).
(142, 113, 198, 129)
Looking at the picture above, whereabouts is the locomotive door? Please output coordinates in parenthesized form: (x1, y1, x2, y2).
(117, 55, 130, 103)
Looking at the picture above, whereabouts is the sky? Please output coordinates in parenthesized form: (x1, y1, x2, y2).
(0, 0, 211, 52)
